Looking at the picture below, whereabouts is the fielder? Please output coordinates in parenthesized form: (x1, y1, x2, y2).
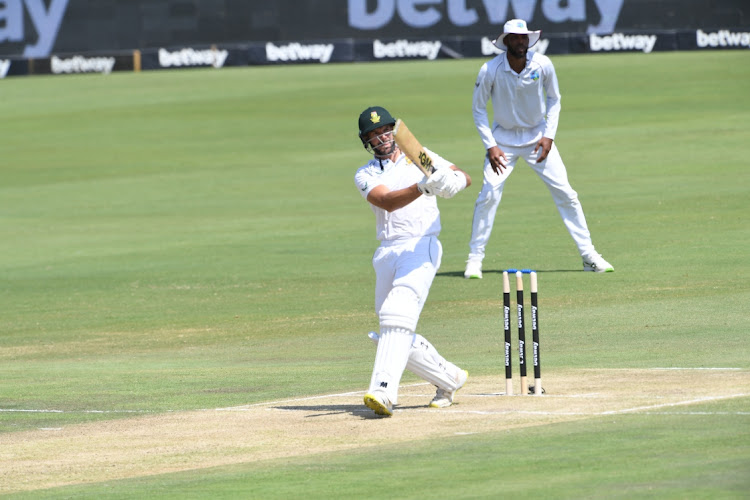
(464, 19, 614, 279)
(354, 106, 471, 417)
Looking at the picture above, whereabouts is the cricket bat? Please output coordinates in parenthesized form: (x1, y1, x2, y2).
(393, 119, 436, 177)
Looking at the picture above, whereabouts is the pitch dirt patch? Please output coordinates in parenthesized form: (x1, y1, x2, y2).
(2, 368, 748, 493)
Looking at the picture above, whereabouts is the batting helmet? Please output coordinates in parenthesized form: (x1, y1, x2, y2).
(358, 106, 396, 140)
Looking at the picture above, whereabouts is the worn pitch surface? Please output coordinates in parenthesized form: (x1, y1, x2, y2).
(3, 368, 748, 493)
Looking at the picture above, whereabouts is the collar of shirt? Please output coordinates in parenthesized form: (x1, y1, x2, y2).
(500, 52, 531, 74)
(372, 153, 406, 170)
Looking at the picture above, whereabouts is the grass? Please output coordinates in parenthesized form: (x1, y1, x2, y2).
(1, 51, 749, 497)
(14, 414, 750, 499)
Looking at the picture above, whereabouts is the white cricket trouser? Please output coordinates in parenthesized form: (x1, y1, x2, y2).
(468, 142, 596, 262)
(373, 235, 441, 321)
(369, 236, 442, 404)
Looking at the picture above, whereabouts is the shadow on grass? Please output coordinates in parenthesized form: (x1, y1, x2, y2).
(274, 403, 433, 419)
(436, 268, 581, 278)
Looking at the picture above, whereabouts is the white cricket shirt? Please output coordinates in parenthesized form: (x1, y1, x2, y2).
(354, 149, 451, 241)
(472, 50, 561, 148)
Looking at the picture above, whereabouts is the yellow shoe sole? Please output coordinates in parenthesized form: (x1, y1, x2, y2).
(364, 393, 393, 416)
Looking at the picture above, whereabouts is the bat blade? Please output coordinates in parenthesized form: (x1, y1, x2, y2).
(393, 119, 435, 177)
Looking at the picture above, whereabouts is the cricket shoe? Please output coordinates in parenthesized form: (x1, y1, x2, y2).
(464, 260, 483, 279)
(429, 369, 469, 408)
(364, 391, 393, 417)
(582, 254, 614, 273)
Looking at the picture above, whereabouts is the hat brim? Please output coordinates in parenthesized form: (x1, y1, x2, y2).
(493, 30, 541, 49)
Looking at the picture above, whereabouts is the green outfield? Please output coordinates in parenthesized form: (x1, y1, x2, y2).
(1, 51, 749, 498)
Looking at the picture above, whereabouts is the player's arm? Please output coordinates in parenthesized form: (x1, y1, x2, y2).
(357, 166, 430, 212)
(472, 62, 496, 150)
(366, 184, 423, 213)
(534, 59, 561, 163)
(541, 58, 561, 141)
(449, 165, 472, 189)
(444, 165, 472, 190)
(473, 62, 508, 174)
(421, 149, 472, 198)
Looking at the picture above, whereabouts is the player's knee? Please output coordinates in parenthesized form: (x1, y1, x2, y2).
(476, 184, 502, 207)
(379, 286, 420, 332)
(551, 188, 579, 207)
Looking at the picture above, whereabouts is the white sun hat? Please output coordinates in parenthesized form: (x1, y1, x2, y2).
(493, 19, 542, 49)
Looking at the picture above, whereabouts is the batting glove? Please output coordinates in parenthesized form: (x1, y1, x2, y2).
(437, 170, 467, 198)
(417, 177, 436, 196)
(423, 167, 453, 193)
(429, 170, 467, 199)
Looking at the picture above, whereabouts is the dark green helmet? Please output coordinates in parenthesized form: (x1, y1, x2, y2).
(358, 106, 396, 140)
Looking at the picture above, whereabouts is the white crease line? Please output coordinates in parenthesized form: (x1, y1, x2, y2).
(650, 367, 743, 370)
(214, 392, 366, 411)
(215, 382, 431, 411)
(604, 367, 743, 371)
(411, 409, 593, 416)
(601, 393, 750, 415)
(470, 393, 603, 398)
(639, 411, 750, 415)
(404, 408, 750, 417)
(0, 409, 154, 414)
(4, 383, 747, 415)
(217, 391, 607, 412)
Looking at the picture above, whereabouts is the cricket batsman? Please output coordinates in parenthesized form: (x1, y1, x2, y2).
(354, 105, 471, 416)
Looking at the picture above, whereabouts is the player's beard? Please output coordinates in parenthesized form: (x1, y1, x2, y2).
(370, 132, 396, 159)
(506, 43, 527, 60)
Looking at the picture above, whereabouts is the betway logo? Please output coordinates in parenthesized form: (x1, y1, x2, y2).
(481, 36, 548, 56)
(266, 42, 335, 63)
(697, 29, 750, 48)
(51, 55, 115, 74)
(159, 48, 228, 68)
(374, 39, 441, 60)
(0, 59, 10, 78)
(0, 0, 69, 57)
(590, 33, 657, 53)
(349, 0, 624, 35)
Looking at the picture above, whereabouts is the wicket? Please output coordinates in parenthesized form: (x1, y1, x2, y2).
(502, 270, 542, 396)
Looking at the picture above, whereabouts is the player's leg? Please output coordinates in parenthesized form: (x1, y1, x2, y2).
(368, 332, 468, 408)
(394, 238, 467, 407)
(527, 144, 613, 271)
(366, 244, 404, 415)
(465, 150, 517, 278)
(372, 245, 395, 319)
(365, 318, 413, 416)
(365, 237, 441, 415)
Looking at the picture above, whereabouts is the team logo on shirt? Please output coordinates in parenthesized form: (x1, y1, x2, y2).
(530, 70, 540, 81)
(370, 111, 381, 123)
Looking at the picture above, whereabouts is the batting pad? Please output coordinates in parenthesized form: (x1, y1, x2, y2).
(369, 332, 463, 392)
(368, 327, 414, 405)
(379, 286, 420, 332)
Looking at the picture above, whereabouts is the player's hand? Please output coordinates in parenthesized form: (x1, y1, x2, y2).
(434, 170, 466, 199)
(423, 167, 453, 192)
(487, 146, 508, 174)
(417, 177, 436, 196)
(534, 137, 553, 163)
